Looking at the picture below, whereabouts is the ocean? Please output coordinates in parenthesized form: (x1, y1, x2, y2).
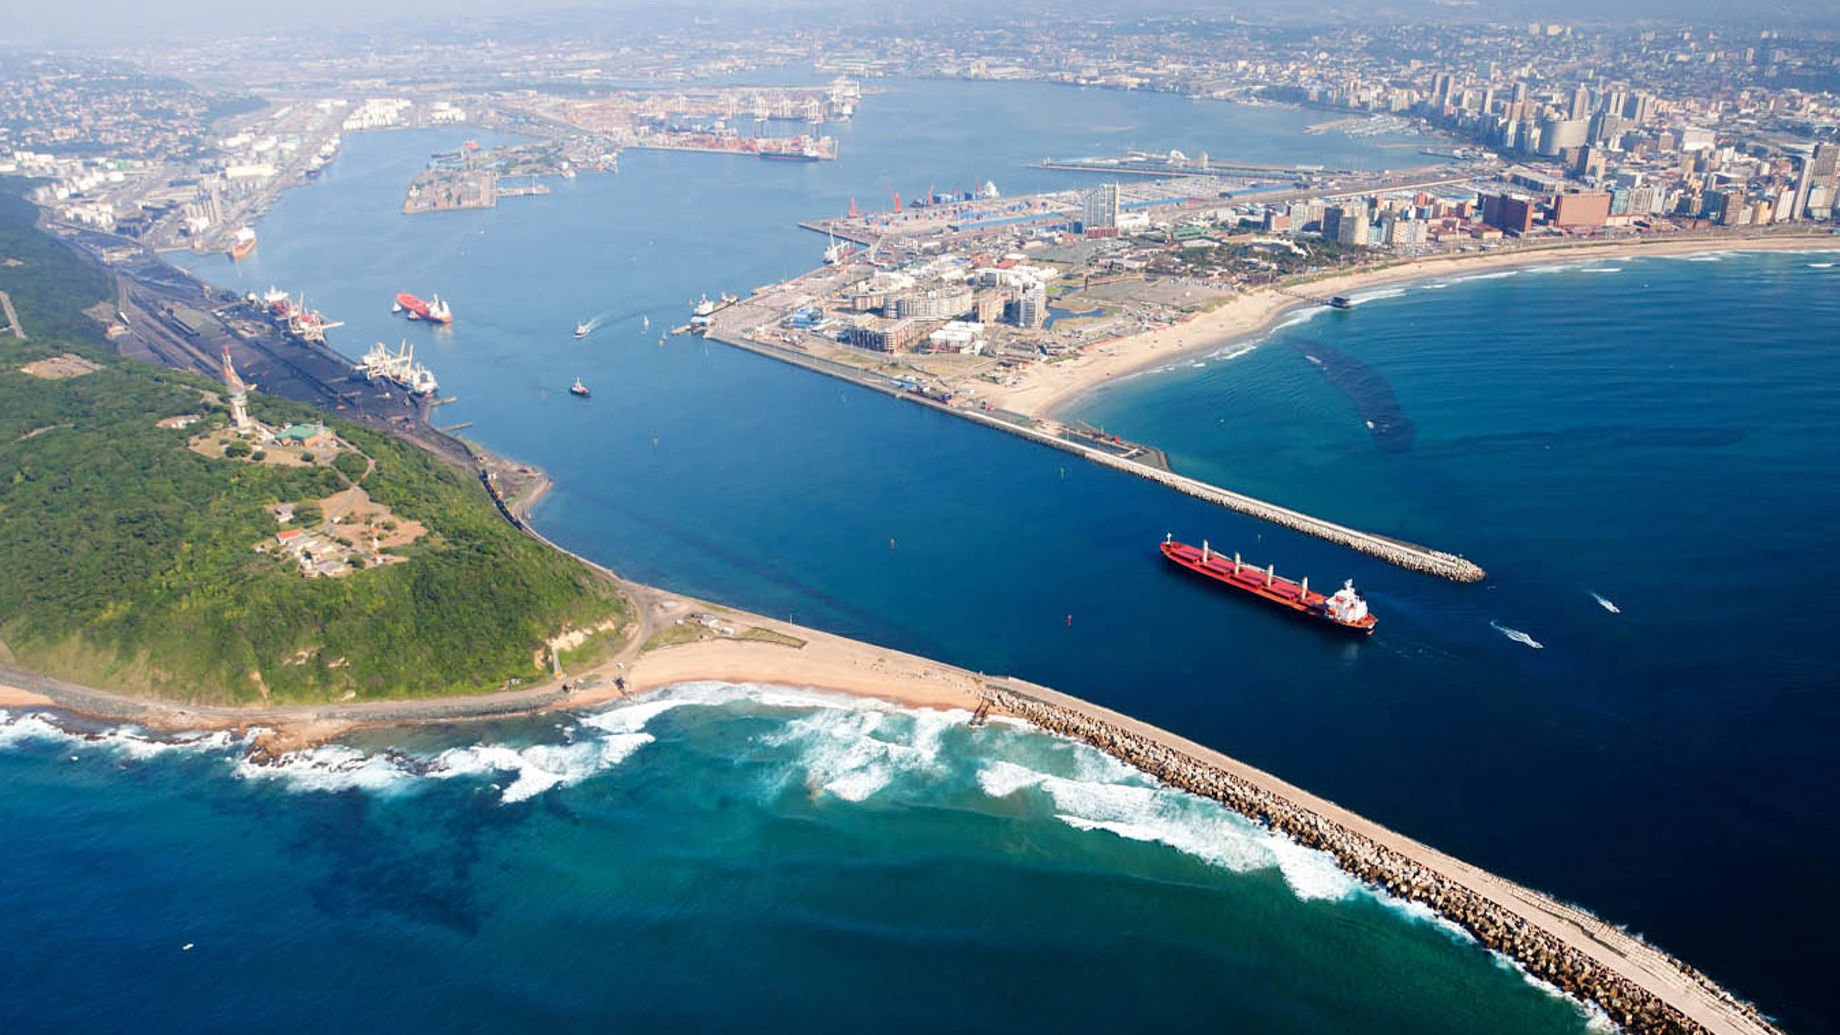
(0, 688, 1597, 1032)
(6, 78, 1837, 1031)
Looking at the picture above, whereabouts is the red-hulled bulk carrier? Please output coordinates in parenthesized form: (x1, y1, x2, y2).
(1160, 535, 1377, 634)
(393, 292, 453, 324)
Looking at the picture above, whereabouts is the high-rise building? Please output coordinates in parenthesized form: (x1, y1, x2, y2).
(1570, 83, 1592, 120)
(1335, 209, 1371, 246)
(1012, 283, 1047, 328)
(1553, 192, 1612, 228)
(1079, 184, 1119, 233)
(1538, 118, 1589, 157)
(1481, 194, 1535, 234)
(1431, 72, 1453, 107)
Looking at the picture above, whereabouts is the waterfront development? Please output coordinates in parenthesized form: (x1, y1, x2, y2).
(5, 26, 1840, 1035)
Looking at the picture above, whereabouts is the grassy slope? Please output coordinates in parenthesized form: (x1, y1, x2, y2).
(0, 181, 625, 705)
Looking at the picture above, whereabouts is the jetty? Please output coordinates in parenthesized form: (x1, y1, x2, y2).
(980, 678, 1783, 1035)
(702, 319, 1484, 582)
(1276, 287, 1354, 309)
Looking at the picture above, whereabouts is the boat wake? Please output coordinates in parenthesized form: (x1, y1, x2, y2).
(1489, 621, 1544, 649)
(1589, 592, 1621, 614)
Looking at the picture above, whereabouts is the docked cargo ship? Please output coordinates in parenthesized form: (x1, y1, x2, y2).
(355, 340, 438, 397)
(1160, 535, 1376, 634)
(244, 287, 343, 344)
(394, 292, 454, 324)
(226, 227, 257, 260)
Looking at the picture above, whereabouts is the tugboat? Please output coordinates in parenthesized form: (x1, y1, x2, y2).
(1160, 534, 1376, 634)
(574, 322, 590, 339)
(569, 377, 591, 398)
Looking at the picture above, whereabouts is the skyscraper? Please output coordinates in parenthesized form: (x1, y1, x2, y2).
(1080, 183, 1119, 233)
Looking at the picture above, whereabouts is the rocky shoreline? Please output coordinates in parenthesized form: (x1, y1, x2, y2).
(982, 682, 1781, 1035)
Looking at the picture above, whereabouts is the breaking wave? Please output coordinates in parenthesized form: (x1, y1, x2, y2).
(0, 709, 247, 759)
(976, 757, 1358, 902)
(761, 703, 967, 802)
(1345, 286, 1407, 305)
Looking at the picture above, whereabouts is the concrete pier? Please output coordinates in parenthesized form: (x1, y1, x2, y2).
(981, 678, 1782, 1035)
(703, 325, 1485, 582)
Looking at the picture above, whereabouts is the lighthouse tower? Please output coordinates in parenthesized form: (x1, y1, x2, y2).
(220, 345, 251, 432)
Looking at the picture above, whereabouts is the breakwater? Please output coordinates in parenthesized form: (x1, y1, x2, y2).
(702, 325, 1485, 581)
(981, 679, 1782, 1035)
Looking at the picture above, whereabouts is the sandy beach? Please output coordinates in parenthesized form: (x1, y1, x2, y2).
(603, 632, 984, 713)
(0, 684, 54, 708)
(985, 231, 1839, 421)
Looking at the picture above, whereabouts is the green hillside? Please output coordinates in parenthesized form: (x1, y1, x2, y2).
(0, 186, 625, 706)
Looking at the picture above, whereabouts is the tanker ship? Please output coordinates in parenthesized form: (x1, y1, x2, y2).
(226, 227, 257, 260)
(394, 292, 453, 324)
(1160, 535, 1376, 634)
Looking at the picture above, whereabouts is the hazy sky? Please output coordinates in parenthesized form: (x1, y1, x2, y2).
(4, 0, 1836, 48)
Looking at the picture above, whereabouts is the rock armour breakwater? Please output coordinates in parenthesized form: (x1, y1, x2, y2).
(982, 680, 1781, 1035)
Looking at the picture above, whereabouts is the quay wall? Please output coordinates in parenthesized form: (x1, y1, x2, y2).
(704, 327, 1484, 582)
(982, 679, 1783, 1035)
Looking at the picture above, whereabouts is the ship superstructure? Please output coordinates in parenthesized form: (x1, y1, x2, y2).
(355, 340, 439, 396)
(245, 288, 344, 344)
(227, 227, 257, 260)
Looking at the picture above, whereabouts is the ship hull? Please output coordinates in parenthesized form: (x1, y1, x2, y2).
(1160, 541, 1376, 634)
(395, 292, 453, 324)
(227, 237, 257, 260)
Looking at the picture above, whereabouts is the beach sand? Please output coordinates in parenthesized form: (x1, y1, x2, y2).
(0, 684, 54, 708)
(985, 233, 1838, 421)
(561, 591, 984, 715)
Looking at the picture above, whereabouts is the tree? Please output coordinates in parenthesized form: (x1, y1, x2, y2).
(333, 450, 369, 483)
(223, 439, 251, 459)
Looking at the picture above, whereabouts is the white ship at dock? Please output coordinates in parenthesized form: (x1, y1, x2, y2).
(355, 339, 439, 396)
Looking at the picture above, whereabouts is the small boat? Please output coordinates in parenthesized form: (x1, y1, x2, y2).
(574, 322, 590, 339)
(569, 377, 590, 398)
(642, 315, 651, 330)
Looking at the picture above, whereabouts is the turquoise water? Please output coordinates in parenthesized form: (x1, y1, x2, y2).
(0, 689, 1596, 1032)
(8, 77, 1838, 1031)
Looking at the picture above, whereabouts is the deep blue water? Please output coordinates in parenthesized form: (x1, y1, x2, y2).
(7, 78, 1838, 1031)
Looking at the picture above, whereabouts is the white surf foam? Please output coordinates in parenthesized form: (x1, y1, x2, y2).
(1346, 286, 1407, 305)
(1207, 343, 1257, 363)
(0, 710, 246, 759)
(762, 702, 966, 802)
(1448, 269, 1521, 284)
(979, 757, 1355, 901)
(235, 742, 423, 794)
